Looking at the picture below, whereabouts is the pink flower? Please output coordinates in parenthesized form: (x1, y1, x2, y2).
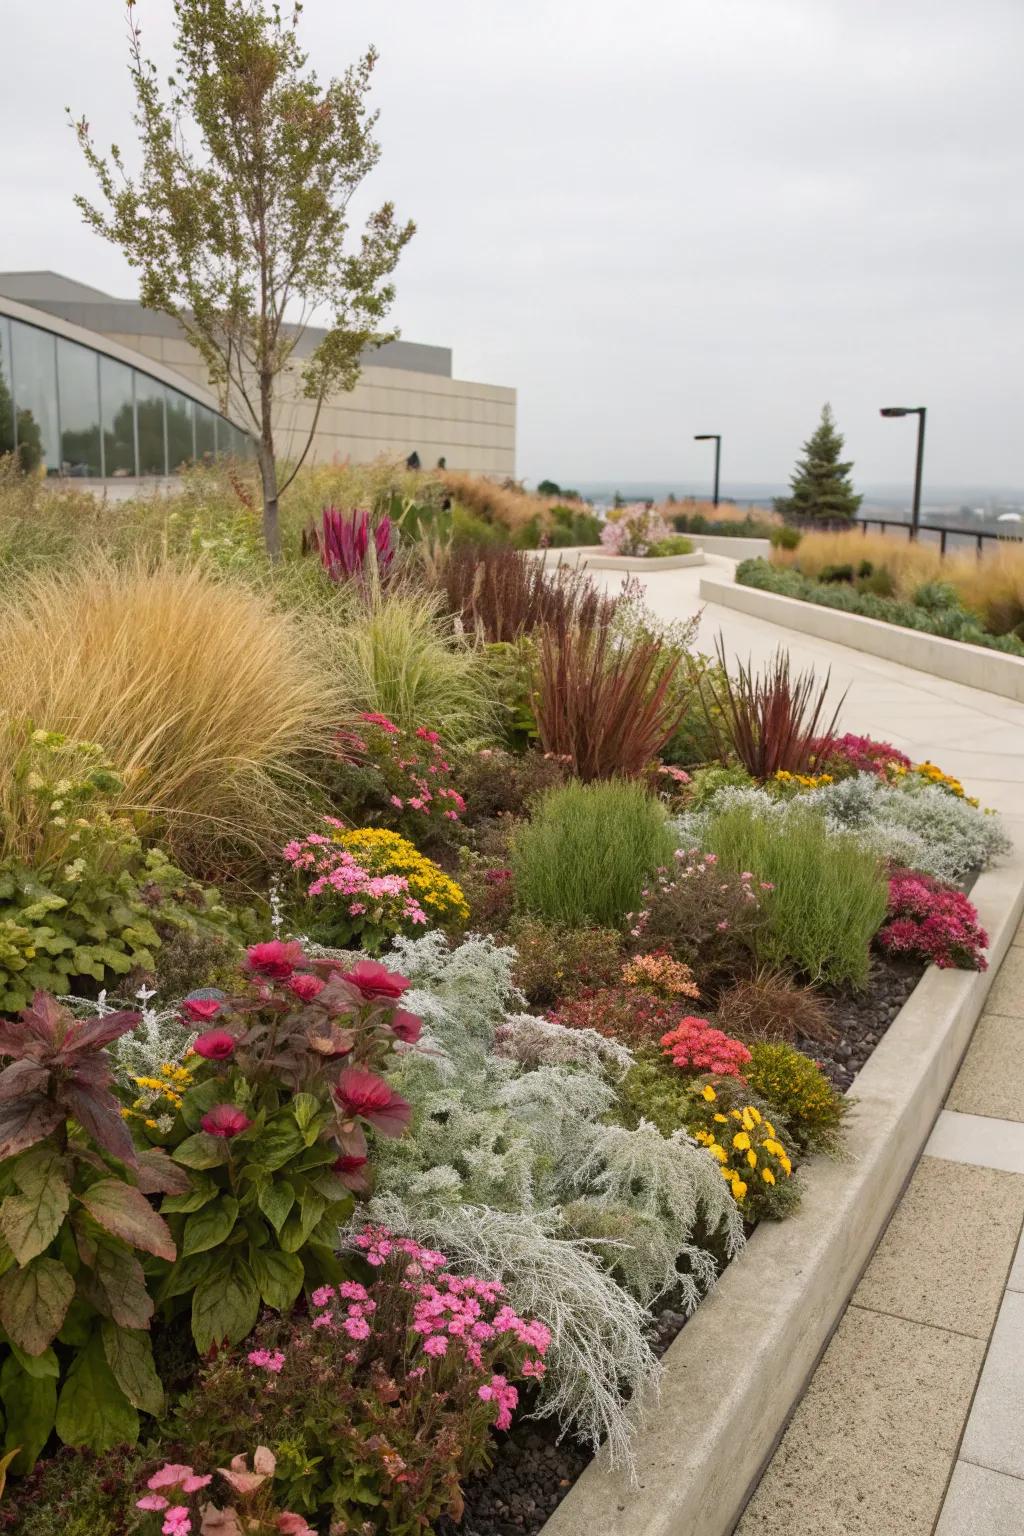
(247, 1348, 285, 1373)
(390, 795, 404, 809)
(333, 1068, 411, 1137)
(359, 712, 400, 733)
(201, 1104, 251, 1139)
(289, 972, 325, 1003)
(389, 1007, 422, 1044)
(181, 997, 222, 1023)
(422, 1334, 448, 1356)
(276, 1517, 317, 1536)
(339, 959, 410, 1001)
(661, 1017, 751, 1078)
(343, 1314, 371, 1340)
(311, 1285, 335, 1307)
(137, 1494, 170, 1511)
(334, 1152, 371, 1191)
(148, 1464, 198, 1491)
(192, 1029, 236, 1060)
(162, 1510, 191, 1536)
(246, 940, 305, 979)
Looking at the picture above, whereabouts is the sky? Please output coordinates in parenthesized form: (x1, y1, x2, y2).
(3, 0, 1023, 491)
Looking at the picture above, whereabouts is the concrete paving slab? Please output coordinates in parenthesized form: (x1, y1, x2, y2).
(985, 946, 1024, 1017)
(1008, 1229, 1024, 1295)
(934, 1461, 1024, 1536)
(926, 1111, 1024, 1174)
(735, 1307, 984, 1536)
(960, 1292, 1024, 1480)
(947, 1012, 1024, 1121)
(853, 1156, 1024, 1337)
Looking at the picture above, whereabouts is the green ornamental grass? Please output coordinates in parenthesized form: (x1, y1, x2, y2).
(702, 802, 888, 988)
(512, 780, 677, 928)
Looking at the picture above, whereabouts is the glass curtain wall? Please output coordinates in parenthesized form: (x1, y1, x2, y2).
(1, 313, 253, 476)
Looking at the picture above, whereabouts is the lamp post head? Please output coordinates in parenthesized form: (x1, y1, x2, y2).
(693, 433, 720, 441)
(880, 406, 925, 418)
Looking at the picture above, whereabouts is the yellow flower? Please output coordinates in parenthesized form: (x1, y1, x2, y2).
(746, 1149, 758, 1169)
(741, 1108, 755, 1131)
(709, 1144, 727, 1164)
(764, 1120, 776, 1139)
(762, 1168, 776, 1185)
(713, 1113, 728, 1124)
(731, 1179, 747, 1200)
(732, 1132, 751, 1151)
(702, 1085, 717, 1102)
(747, 1106, 761, 1125)
(780, 1155, 792, 1177)
(719, 1165, 734, 1182)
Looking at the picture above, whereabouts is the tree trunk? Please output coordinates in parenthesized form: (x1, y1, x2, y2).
(258, 374, 281, 561)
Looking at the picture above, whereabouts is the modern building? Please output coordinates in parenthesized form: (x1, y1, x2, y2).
(0, 272, 516, 481)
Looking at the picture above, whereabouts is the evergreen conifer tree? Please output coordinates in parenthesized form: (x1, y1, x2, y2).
(774, 404, 862, 521)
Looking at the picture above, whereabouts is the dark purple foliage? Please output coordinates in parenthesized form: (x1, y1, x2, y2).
(303, 506, 396, 582)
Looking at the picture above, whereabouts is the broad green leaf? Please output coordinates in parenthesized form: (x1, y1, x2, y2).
(8, 1342, 58, 1379)
(191, 1254, 260, 1353)
(181, 1196, 239, 1257)
(256, 1181, 295, 1235)
(0, 1353, 57, 1473)
(57, 1296, 95, 1347)
(11, 1145, 68, 1202)
(77, 1179, 176, 1262)
(162, 1172, 220, 1214)
(135, 1147, 191, 1197)
(0, 1172, 70, 1265)
(291, 1093, 321, 1133)
(179, 1076, 226, 1132)
(0, 1257, 75, 1355)
(101, 1320, 164, 1416)
(249, 1246, 304, 1312)
(172, 1133, 231, 1170)
(83, 1242, 154, 1329)
(257, 1118, 306, 1170)
(55, 1332, 138, 1451)
(157, 1249, 217, 1302)
(278, 1187, 326, 1254)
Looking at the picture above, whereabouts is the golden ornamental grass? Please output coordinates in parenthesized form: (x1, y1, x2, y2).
(0, 557, 344, 877)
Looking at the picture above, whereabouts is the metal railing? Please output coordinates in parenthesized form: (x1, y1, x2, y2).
(855, 515, 1023, 555)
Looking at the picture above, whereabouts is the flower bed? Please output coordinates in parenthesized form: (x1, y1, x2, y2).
(0, 509, 1014, 1536)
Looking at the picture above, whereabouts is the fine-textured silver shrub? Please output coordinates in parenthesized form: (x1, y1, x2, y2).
(493, 1012, 634, 1075)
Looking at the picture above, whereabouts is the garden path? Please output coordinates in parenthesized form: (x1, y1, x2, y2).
(572, 553, 1024, 1535)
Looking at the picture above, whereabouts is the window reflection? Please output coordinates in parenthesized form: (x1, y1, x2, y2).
(57, 338, 102, 477)
(166, 387, 194, 472)
(136, 380, 166, 476)
(100, 356, 136, 477)
(0, 318, 13, 458)
(194, 403, 216, 463)
(11, 319, 57, 473)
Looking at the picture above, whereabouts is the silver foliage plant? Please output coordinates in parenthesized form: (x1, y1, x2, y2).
(674, 774, 1010, 882)
(365, 932, 744, 1469)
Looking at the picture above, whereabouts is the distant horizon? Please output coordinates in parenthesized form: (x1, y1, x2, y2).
(529, 477, 1024, 509)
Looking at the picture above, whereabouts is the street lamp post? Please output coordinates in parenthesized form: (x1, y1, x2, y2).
(879, 406, 927, 539)
(694, 433, 721, 507)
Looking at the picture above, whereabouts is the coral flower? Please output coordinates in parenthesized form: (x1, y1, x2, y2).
(246, 940, 305, 979)
(181, 997, 222, 1023)
(389, 1007, 422, 1044)
(289, 972, 325, 1002)
(334, 1068, 411, 1137)
(192, 1030, 236, 1061)
(340, 959, 411, 1001)
(201, 1104, 251, 1139)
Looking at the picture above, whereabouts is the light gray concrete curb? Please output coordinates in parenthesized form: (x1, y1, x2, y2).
(583, 549, 706, 572)
(693, 534, 772, 561)
(698, 575, 1024, 703)
(540, 851, 1024, 1536)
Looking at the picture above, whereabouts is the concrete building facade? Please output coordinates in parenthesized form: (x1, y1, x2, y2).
(0, 272, 516, 478)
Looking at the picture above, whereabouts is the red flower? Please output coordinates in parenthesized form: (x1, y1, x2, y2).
(334, 1152, 371, 1192)
(246, 940, 305, 980)
(192, 1030, 236, 1061)
(181, 997, 222, 1023)
(340, 960, 410, 1002)
(201, 1104, 251, 1139)
(289, 973, 325, 1003)
(333, 1068, 411, 1137)
(390, 1008, 422, 1044)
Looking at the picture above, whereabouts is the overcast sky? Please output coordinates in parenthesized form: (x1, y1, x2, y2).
(3, 0, 1022, 491)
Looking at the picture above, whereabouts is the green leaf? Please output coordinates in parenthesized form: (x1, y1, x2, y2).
(257, 1117, 307, 1170)
(0, 1185, 69, 1266)
(161, 1171, 220, 1214)
(249, 1246, 303, 1312)
(172, 1132, 231, 1170)
(0, 1257, 75, 1355)
(181, 1195, 239, 1257)
(55, 1331, 138, 1451)
(179, 1076, 227, 1132)
(8, 1342, 59, 1380)
(256, 1180, 294, 1234)
(83, 1241, 154, 1329)
(77, 1179, 176, 1261)
(292, 1092, 321, 1133)
(101, 1320, 164, 1416)
(157, 1249, 217, 1302)
(0, 1354, 56, 1473)
(57, 1296, 95, 1347)
(191, 1254, 260, 1353)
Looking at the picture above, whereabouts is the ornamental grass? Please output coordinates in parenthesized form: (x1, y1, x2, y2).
(437, 544, 615, 644)
(702, 638, 845, 780)
(0, 556, 339, 879)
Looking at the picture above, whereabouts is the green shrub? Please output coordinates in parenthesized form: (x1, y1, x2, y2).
(769, 525, 802, 550)
(912, 579, 962, 613)
(507, 916, 624, 1004)
(701, 801, 888, 987)
(646, 534, 694, 557)
(744, 1040, 846, 1155)
(684, 763, 755, 808)
(511, 780, 677, 927)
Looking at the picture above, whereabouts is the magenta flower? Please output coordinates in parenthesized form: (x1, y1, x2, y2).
(289, 972, 325, 1003)
(339, 959, 410, 1001)
(333, 1068, 411, 1137)
(389, 1007, 422, 1044)
(246, 939, 305, 980)
(181, 997, 222, 1023)
(192, 1030, 236, 1061)
(201, 1104, 251, 1139)
(334, 1152, 371, 1191)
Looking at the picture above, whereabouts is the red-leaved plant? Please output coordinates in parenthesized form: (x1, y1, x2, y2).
(0, 993, 184, 1464)
(878, 870, 989, 970)
(703, 638, 845, 779)
(302, 506, 395, 583)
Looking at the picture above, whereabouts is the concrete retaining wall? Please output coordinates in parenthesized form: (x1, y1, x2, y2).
(691, 534, 771, 561)
(699, 575, 1024, 704)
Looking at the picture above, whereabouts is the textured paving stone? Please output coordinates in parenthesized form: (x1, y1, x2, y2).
(985, 945, 1024, 1019)
(948, 1012, 1024, 1121)
(934, 1461, 1024, 1535)
(853, 1156, 1024, 1337)
(960, 1291, 1024, 1480)
(735, 1307, 984, 1536)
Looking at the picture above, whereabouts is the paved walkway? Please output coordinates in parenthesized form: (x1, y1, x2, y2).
(573, 553, 1024, 1533)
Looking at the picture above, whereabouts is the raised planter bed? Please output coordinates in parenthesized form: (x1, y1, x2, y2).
(699, 574, 1024, 704)
(533, 849, 1024, 1536)
(582, 548, 706, 572)
(687, 533, 771, 562)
